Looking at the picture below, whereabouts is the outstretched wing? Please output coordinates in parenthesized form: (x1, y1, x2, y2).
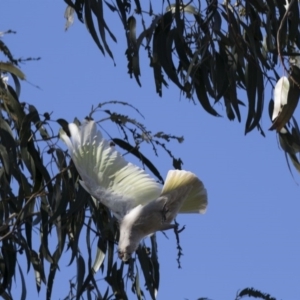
(60, 120, 162, 219)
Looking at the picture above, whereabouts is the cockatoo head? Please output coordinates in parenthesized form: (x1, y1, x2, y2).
(117, 205, 144, 262)
(117, 248, 134, 263)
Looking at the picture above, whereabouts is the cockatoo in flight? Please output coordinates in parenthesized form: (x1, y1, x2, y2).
(61, 121, 207, 262)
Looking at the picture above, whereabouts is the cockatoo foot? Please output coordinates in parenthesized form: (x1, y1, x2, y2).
(160, 223, 177, 231)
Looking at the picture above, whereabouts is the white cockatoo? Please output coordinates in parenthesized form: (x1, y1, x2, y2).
(60, 120, 207, 262)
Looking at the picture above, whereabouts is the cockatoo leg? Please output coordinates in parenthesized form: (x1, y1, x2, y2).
(160, 221, 185, 233)
(161, 202, 169, 222)
(160, 203, 179, 231)
(160, 223, 177, 231)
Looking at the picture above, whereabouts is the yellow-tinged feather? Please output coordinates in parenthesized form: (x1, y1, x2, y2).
(60, 121, 162, 219)
(161, 170, 207, 214)
(61, 121, 208, 219)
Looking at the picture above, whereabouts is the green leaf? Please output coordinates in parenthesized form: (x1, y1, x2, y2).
(159, 24, 185, 91)
(28, 105, 50, 140)
(55, 148, 67, 170)
(287, 0, 300, 49)
(212, 52, 229, 101)
(48, 176, 68, 224)
(105, 262, 128, 300)
(40, 195, 54, 264)
(64, 5, 75, 30)
(270, 67, 300, 132)
(76, 254, 86, 300)
(30, 250, 46, 293)
(136, 245, 157, 300)
(0, 144, 10, 177)
(2, 240, 16, 291)
(248, 63, 264, 133)
(106, 240, 115, 280)
(17, 262, 27, 300)
(67, 208, 85, 267)
(90, 0, 115, 61)
(134, 266, 143, 300)
(126, 15, 141, 86)
(78, 233, 105, 300)
(245, 60, 260, 134)
(194, 68, 221, 117)
(84, 0, 105, 55)
(10, 73, 21, 98)
(0, 62, 25, 80)
(93, 237, 106, 273)
(150, 235, 160, 294)
(18, 234, 31, 273)
(56, 118, 70, 135)
(46, 262, 57, 300)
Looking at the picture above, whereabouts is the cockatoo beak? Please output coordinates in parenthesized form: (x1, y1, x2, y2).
(118, 251, 131, 263)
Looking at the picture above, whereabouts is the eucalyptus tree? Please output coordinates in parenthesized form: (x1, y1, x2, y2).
(64, 0, 300, 171)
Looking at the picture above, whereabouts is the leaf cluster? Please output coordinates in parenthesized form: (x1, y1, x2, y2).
(0, 37, 184, 299)
(64, 0, 300, 173)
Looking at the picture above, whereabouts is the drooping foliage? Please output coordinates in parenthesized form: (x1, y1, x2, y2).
(0, 1, 296, 298)
(64, 0, 300, 173)
(0, 33, 187, 299)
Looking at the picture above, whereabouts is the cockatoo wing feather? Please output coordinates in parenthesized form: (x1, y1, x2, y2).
(60, 121, 162, 219)
(161, 170, 207, 214)
(118, 169, 208, 261)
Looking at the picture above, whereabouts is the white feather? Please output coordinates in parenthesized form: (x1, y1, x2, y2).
(161, 170, 207, 214)
(117, 170, 207, 261)
(60, 121, 162, 219)
(272, 76, 290, 121)
(61, 121, 209, 262)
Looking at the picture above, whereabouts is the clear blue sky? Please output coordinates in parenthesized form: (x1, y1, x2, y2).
(2, 2, 300, 300)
